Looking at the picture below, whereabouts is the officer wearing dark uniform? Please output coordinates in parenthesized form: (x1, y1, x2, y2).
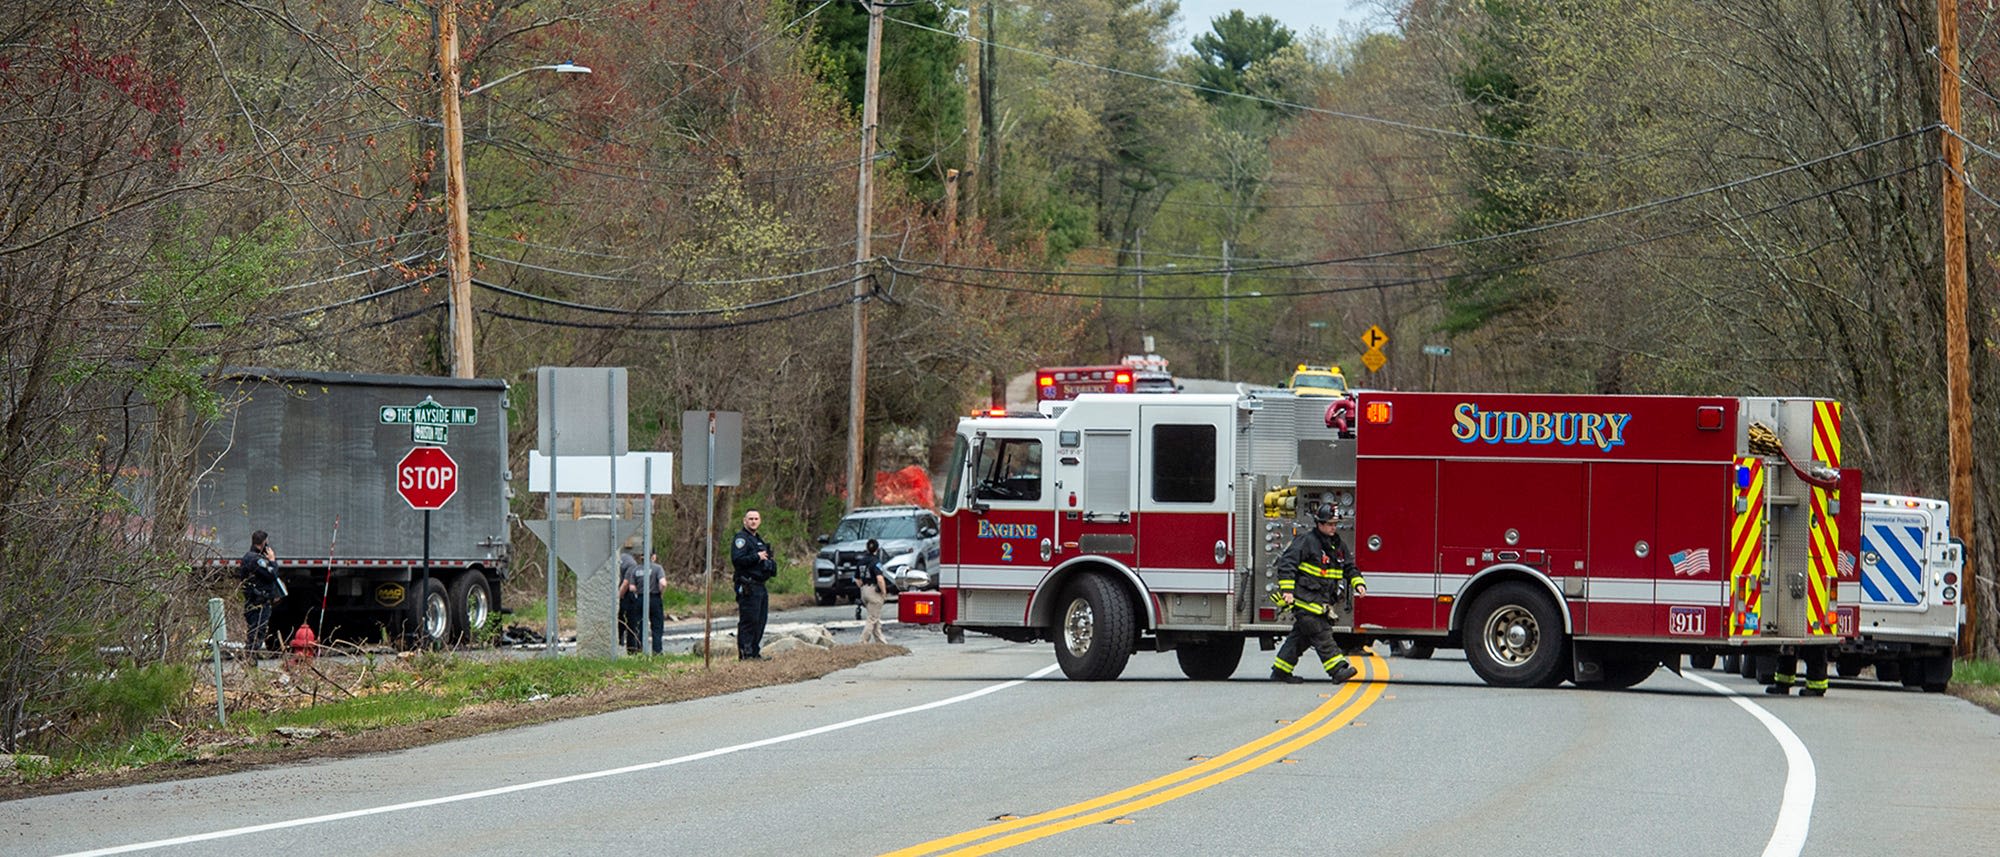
(1271, 506, 1364, 684)
(238, 530, 283, 657)
(730, 509, 777, 660)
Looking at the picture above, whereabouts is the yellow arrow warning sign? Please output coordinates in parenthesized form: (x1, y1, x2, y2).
(1361, 325, 1388, 350)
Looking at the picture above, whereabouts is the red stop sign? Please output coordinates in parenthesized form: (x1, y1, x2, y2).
(396, 446, 459, 510)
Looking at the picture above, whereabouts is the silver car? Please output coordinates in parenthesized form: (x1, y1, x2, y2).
(813, 505, 942, 605)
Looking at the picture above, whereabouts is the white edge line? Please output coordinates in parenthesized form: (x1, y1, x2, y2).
(58, 663, 1065, 857)
(1680, 670, 1816, 857)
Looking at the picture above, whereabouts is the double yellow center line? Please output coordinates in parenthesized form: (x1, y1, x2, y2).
(885, 654, 1389, 856)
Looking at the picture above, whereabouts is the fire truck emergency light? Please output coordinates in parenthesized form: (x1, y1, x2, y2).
(1038, 376, 1054, 386)
(1115, 372, 1132, 384)
(1363, 401, 1392, 424)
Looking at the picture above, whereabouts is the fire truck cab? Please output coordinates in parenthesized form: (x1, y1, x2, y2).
(910, 390, 1861, 687)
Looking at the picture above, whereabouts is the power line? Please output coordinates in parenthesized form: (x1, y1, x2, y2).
(889, 128, 1934, 280)
(470, 272, 866, 316)
(887, 162, 1931, 300)
(480, 287, 868, 332)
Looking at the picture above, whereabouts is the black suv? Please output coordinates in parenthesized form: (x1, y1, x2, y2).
(813, 505, 942, 605)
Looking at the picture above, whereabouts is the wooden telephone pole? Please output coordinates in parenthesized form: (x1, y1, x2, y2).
(440, 1, 475, 379)
(846, 1, 883, 512)
(1938, 0, 1979, 654)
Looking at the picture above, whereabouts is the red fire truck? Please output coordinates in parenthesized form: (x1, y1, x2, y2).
(900, 390, 1861, 687)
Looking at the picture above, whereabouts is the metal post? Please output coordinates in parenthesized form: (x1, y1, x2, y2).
(702, 411, 718, 669)
(606, 371, 619, 658)
(419, 509, 432, 647)
(642, 457, 654, 656)
(545, 382, 559, 656)
(208, 597, 226, 725)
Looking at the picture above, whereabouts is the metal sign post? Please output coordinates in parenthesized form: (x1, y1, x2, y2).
(207, 597, 227, 725)
(681, 410, 742, 667)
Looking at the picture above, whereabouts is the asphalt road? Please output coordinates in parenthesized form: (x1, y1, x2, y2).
(11, 615, 2000, 857)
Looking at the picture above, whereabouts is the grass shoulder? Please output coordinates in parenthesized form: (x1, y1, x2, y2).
(0, 640, 904, 802)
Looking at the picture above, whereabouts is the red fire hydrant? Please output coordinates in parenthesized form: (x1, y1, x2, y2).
(288, 624, 318, 662)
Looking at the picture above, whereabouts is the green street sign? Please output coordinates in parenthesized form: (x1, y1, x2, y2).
(412, 424, 450, 445)
(379, 395, 478, 427)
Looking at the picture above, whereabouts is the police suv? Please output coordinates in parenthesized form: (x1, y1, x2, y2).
(813, 505, 942, 605)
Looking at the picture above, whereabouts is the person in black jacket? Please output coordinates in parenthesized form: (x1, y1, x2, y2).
(238, 530, 283, 658)
(730, 509, 776, 660)
(1270, 506, 1365, 684)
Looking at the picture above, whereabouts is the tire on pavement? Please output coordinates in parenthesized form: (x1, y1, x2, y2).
(1463, 581, 1568, 688)
(1175, 638, 1245, 680)
(1053, 574, 1136, 681)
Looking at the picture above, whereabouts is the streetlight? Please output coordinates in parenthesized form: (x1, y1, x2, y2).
(465, 62, 592, 96)
(439, 9, 592, 378)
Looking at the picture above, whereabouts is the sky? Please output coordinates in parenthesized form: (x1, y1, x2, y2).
(1168, 1, 1388, 42)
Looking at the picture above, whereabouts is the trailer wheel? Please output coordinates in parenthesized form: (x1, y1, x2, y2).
(1463, 582, 1568, 688)
(448, 573, 492, 644)
(405, 577, 450, 649)
(1175, 638, 1244, 680)
(1053, 574, 1135, 681)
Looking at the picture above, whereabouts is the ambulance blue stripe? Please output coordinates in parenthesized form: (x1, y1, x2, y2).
(1860, 523, 1923, 606)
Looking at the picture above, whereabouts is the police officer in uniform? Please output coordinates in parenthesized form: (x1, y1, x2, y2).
(730, 509, 777, 660)
(238, 530, 283, 658)
(1271, 506, 1365, 684)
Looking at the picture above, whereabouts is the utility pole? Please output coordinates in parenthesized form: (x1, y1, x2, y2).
(980, 1, 996, 212)
(846, 0, 883, 512)
(1222, 239, 1233, 380)
(963, 1, 982, 225)
(440, 0, 475, 379)
(1938, 0, 1979, 655)
(1135, 228, 1146, 350)
(944, 168, 960, 254)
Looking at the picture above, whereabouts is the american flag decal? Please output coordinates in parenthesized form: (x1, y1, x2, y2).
(1670, 548, 1711, 576)
(1837, 550, 1856, 577)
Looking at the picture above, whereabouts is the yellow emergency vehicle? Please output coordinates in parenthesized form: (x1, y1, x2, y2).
(1284, 363, 1348, 396)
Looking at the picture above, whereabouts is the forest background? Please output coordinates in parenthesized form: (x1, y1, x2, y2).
(3, 0, 1998, 751)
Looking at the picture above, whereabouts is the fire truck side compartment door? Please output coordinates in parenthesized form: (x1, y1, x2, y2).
(1138, 405, 1232, 586)
(1586, 463, 1657, 638)
(1082, 430, 1133, 520)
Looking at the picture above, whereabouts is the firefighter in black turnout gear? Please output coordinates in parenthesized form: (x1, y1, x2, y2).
(1271, 506, 1365, 684)
(730, 509, 777, 660)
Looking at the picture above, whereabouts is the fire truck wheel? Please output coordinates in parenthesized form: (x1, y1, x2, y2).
(1391, 640, 1436, 660)
(1463, 582, 1568, 688)
(1835, 656, 1865, 678)
(1733, 653, 1754, 678)
(1753, 655, 1777, 685)
(447, 572, 491, 643)
(1175, 639, 1245, 680)
(1053, 574, 1135, 681)
(1589, 657, 1657, 689)
(1687, 653, 1716, 671)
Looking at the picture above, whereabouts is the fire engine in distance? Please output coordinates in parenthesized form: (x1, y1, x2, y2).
(899, 389, 1861, 687)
